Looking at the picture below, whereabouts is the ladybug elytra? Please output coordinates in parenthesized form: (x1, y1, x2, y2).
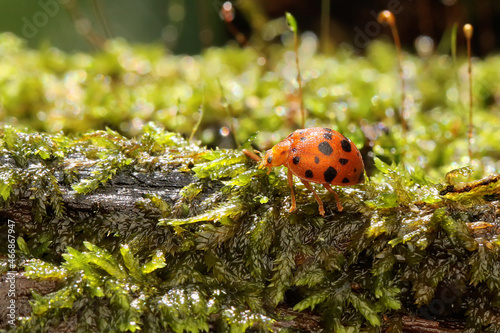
(245, 127, 365, 216)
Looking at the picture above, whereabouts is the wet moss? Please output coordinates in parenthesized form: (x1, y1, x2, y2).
(0, 123, 498, 332)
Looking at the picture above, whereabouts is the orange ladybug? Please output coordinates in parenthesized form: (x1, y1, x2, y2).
(244, 127, 365, 216)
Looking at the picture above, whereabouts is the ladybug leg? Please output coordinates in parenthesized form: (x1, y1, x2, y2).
(323, 184, 343, 212)
(301, 180, 325, 217)
(287, 169, 297, 212)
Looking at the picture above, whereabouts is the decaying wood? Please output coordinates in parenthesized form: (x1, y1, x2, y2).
(0, 154, 197, 224)
(399, 315, 464, 332)
(439, 174, 500, 195)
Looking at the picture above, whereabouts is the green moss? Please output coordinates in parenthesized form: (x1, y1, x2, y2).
(0, 122, 498, 332)
(0, 32, 499, 174)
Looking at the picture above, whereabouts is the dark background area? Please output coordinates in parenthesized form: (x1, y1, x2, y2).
(0, 0, 498, 55)
(261, 0, 499, 55)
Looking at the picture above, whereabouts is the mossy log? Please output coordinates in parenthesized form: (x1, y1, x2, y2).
(1, 126, 499, 332)
(1, 157, 195, 225)
(0, 151, 466, 333)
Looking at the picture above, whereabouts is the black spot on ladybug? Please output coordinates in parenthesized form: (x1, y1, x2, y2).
(324, 166, 338, 183)
(323, 128, 332, 132)
(354, 168, 357, 172)
(318, 141, 333, 156)
(291, 148, 297, 153)
(340, 139, 352, 152)
(339, 158, 349, 165)
(323, 132, 333, 140)
(314, 156, 320, 164)
(298, 130, 305, 134)
(267, 156, 272, 164)
(293, 156, 300, 165)
(300, 137, 307, 141)
(305, 170, 314, 178)
(280, 150, 286, 155)
(342, 177, 350, 183)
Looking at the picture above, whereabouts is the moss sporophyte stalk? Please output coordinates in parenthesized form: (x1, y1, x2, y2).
(1, 122, 500, 332)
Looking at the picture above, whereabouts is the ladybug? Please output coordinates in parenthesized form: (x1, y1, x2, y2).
(244, 127, 365, 216)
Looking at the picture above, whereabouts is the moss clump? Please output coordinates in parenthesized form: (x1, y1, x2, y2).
(0, 123, 498, 332)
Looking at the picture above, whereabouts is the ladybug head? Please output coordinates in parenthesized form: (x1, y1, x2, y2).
(259, 140, 290, 174)
(259, 150, 274, 174)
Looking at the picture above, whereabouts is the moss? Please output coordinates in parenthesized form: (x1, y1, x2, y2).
(1, 122, 498, 332)
(0, 32, 499, 174)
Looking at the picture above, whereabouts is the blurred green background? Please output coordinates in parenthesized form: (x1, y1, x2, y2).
(0, 0, 229, 54)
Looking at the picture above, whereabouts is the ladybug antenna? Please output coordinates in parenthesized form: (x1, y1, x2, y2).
(378, 10, 408, 137)
(242, 149, 262, 162)
(463, 23, 474, 162)
(286, 12, 305, 128)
